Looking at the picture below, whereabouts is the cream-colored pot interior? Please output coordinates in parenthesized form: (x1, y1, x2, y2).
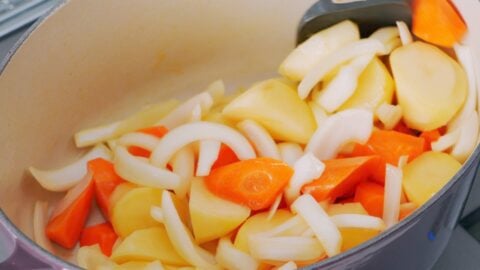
(0, 0, 479, 263)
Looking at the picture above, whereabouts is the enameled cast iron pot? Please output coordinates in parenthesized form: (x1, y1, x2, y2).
(0, 0, 479, 269)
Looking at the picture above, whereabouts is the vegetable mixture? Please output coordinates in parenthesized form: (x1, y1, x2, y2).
(29, 1, 478, 269)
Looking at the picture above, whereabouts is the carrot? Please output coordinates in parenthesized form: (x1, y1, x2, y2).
(302, 156, 381, 202)
(211, 144, 240, 170)
(88, 158, 125, 218)
(205, 158, 293, 210)
(393, 121, 417, 136)
(412, 0, 467, 47)
(350, 130, 425, 183)
(354, 182, 384, 218)
(128, 125, 168, 158)
(46, 180, 95, 249)
(420, 129, 442, 151)
(80, 222, 118, 256)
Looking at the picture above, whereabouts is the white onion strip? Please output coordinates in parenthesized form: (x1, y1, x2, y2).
(383, 38, 402, 55)
(157, 93, 214, 129)
(237, 119, 281, 159)
(267, 194, 283, 221)
(206, 80, 226, 105)
(117, 132, 160, 151)
(306, 109, 373, 160)
(277, 261, 298, 270)
(370, 27, 399, 44)
(451, 111, 479, 163)
(248, 235, 324, 262)
(261, 215, 309, 238)
(285, 153, 325, 205)
(114, 146, 181, 190)
(150, 206, 164, 223)
(74, 122, 120, 148)
(172, 146, 195, 198)
(432, 129, 461, 152)
(396, 21, 413, 46)
(215, 237, 258, 270)
(161, 191, 220, 269)
(313, 54, 374, 113)
(383, 164, 403, 228)
(77, 245, 117, 270)
(330, 214, 386, 230)
(291, 195, 342, 257)
(298, 38, 385, 99)
(51, 170, 93, 219)
(308, 101, 329, 126)
(33, 201, 54, 253)
(376, 103, 403, 130)
(196, 140, 221, 177)
(145, 261, 165, 270)
(29, 144, 111, 192)
(151, 121, 256, 168)
(278, 143, 304, 167)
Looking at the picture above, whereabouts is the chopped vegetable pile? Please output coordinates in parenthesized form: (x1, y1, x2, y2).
(29, 1, 478, 269)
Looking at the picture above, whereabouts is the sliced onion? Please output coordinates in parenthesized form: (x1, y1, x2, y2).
(308, 101, 329, 126)
(277, 261, 298, 270)
(261, 215, 309, 238)
(449, 44, 477, 130)
(107, 139, 117, 151)
(291, 194, 341, 257)
(172, 146, 195, 198)
(206, 80, 226, 105)
(29, 144, 111, 192)
(383, 164, 403, 228)
(50, 170, 93, 219)
(267, 194, 283, 221)
(278, 143, 304, 167)
(397, 155, 409, 169)
(298, 38, 385, 99)
(237, 119, 281, 159)
(216, 237, 259, 270)
(191, 104, 203, 122)
(451, 111, 479, 162)
(151, 121, 256, 168)
(330, 214, 386, 230)
(77, 244, 117, 270)
(376, 103, 403, 130)
(248, 235, 324, 262)
(114, 146, 181, 190)
(383, 38, 402, 55)
(196, 140, 221, 177)
(306, 109, 373, 160)
(157, 93, 214, 129)
(75, 99, 178, 147)
(313, 54, 374, 113)
(369, 27, 399, 44)
(432, 129, 461, 152)
(117, 132, 160, 151)
(161, 190, 220, 269)
(150, 206, 164, 223)
(396, 21, 413, 46)
(145, 261, 165, 270)
(33, 201, 54, 253)
(285, 153, 325, 205)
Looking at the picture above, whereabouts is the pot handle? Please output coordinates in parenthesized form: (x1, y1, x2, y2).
(0, 212, 56, 270)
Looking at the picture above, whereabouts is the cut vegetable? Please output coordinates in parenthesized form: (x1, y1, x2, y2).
(189, 178, 250, 244)
(279, 20, 360, 81)
(29, 144, 112, 192)
(151, 121, 255, 168)
(399, 202, 418, 220)
(291, 194, 342, 257)
(376, 103, 403, 130)
(396, 21, 413, 45)
(390, 42, 468, 131)
(327, 203, 368, 216)
(298, 38, 385, 99)
(248, 235, 325, 262)
(383, 164, 403, 228)
(118, 132, 160, 152)
(277, 261, 298, 270)
(412, 0, 467, 47)
(431, 129, 460, 152)
(237, 119, 281, 159)
(278, 143, 304, 167)
(306, 109, 373, 160)
(330, 214, 386, 230)
(354, 182, 384, 217)
(302, 156, 381, 202)
(403, 151, 462, 206)
(196, 140, 221, 177)
(127, 126, 169, 158)
(285, 153, 325, 204)
(450, 111, 479, 162)
(216, 237, 258, 270)
(205, 158, 293, 211)
(77, 245, 117, 270)
(308, 101, 329, 126)
(111, 227, 187, 266)
(370, 27, 399, 45)
(33, 201, 54, 253)
(211, 144, 239, 170)
(223, 79, 317, 144)
(420, 129, 442, 151)
(80, 222, 118, 256)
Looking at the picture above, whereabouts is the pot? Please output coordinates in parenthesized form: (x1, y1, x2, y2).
(0, 0, 479, 269)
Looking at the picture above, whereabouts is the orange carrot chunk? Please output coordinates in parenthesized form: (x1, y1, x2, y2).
(394, 121, 417, 136)
(302, 156, 381, 202)
(412, 0, 467, 47)
(211, 144, 240, 170)
(46, 180, 95, 249)
(354, 182, 384, 218)
(205, 158, 293, 210)
(351, 130, 425, 183)
(80, 222, 118, 256)
(88, 158, 125, 218)
(128, 125, 168, 158)
(420, 129, 442, 151)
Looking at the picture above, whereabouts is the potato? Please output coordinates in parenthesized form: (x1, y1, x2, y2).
(109, 183, 137, 213)
(403, 151, 462, 206)
(233, 209, 294, 253)
(390, 42, 467, 131)
(189, 178, 250, 244)
(223, 79, 316, 144)
(339, 57, 394, 112)
(111, 227, 187, 266)
(327, 202, 368, 216)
